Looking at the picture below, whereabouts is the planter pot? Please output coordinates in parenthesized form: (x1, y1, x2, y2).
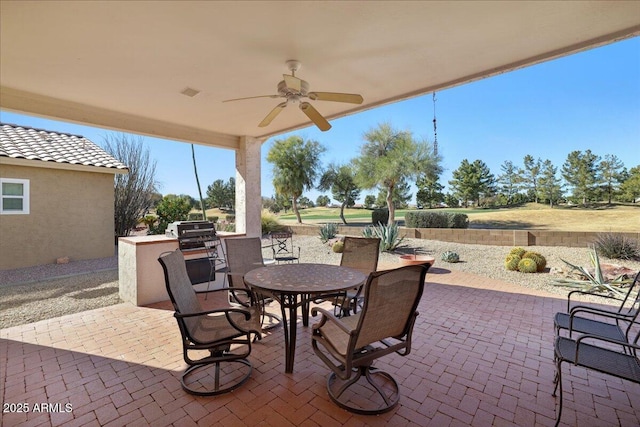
(398, 254, 435, 267)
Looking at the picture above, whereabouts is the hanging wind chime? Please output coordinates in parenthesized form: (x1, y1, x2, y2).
(432, 92, 438, 156)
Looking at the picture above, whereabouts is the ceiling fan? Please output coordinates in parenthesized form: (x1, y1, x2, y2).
(223, 60, 363, 131)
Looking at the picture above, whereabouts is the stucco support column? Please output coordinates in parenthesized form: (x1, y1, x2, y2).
(235, 136, 262, 237)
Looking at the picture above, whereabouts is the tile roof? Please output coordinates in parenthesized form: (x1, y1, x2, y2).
(0, 123, 128, 171)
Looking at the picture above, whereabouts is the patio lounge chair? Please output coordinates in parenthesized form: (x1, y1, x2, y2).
(158, 249, 261, 396)
(553, 327, 640, 426)
(311, 264, 429, 414)
(333, 237, 380, 317)
(554, 270, 640, 342)
(270, 230, 301, 263)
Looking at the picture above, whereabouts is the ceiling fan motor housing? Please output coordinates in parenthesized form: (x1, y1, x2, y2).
(278, 79, 309, 98)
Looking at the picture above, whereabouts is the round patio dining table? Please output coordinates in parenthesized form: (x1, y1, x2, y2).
(244, 263, 367, 373)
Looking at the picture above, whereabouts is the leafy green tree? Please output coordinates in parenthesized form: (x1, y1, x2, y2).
(102, 134, 158, 237)
(318, 163, 361, 224)
(449, 159, 496, 207)
(353, 122, 440, 224)
(620, 165, 640, 203)
(599, 154, 624, 204)
(316, 195, 331, 207)
(537, 159, 563, 207)
(297, 196, 314, 208)
(375, 177, 412, 210)
(562, 150, 601, 205)
(363, 194, 376, 209)
(416, 174, 444, 208)
(149, 195, 192, 234)
(497, 160, 521, 205)
(520, 155, 541, 203)
(267, 136, 325, 223)
(444, 193, 459, 208)
(206, 177, 235, 210)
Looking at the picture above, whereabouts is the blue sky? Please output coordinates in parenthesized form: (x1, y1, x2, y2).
(2, 37, 639, 205)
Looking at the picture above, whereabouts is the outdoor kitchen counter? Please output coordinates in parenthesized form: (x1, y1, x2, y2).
(118, 232, 244, 306)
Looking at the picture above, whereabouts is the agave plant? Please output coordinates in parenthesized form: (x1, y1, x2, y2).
(318, 222, 338, 243)
(552, 246, 629, 296)
(362, 222, 404, 252)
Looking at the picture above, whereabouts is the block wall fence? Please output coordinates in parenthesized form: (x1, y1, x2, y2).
(286, 224, 639, 248)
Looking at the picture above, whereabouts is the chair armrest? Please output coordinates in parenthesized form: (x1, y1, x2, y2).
(569, 305, 633, 319)
(567, 290, 621, 311)
(573, 333, 640, 364)
(311, 307, 356, 335)
(175, 306, 252, 321)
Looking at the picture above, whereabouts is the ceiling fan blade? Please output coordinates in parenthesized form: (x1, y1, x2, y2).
(222, 94, 280, 103)
(307, 92, 363, 104)
(299, 102, 331, 131)
(258, 102, 287, 127)
(283, 74, 302, 92)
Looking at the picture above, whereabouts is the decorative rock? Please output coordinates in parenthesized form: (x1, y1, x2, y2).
(56, 257, 70, 264)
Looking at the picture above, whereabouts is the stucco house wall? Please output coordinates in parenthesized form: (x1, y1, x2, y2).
(0, 164, 116, 269)
(0, 123, 128, 270)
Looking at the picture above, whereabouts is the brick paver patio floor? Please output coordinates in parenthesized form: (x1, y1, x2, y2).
(2, 267, 639, 426)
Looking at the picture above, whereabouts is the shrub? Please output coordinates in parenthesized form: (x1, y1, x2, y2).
(505, 255, 520, 271)
(441, 251, 460, 263)
(261, 214, 284, 235)
(371, 208, 389, 225)
(225, 214, 236, 222)
(319, 223, 338, 243)
(188, 212, 204, 221)
(594, 233, 639, 260)
(332, 240, 345, 253)
(523, 251, 547, 272)
(404, 211, 469, 229)
(209, 216, 219, 223)
(518, 258, 538, 273)
(362, 222, 404, 252)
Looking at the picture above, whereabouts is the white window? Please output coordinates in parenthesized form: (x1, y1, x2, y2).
(1, 178, 30, 214)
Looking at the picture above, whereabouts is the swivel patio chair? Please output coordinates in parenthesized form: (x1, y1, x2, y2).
(554, 270, 640, 344)
(158, 249, 261, 396)
(225, 237, 280, 329)
(270, 230, 301, 263)
(311, 264, 429, 414)
(333, 237, 380, 317)
(553, 323, 640, 426)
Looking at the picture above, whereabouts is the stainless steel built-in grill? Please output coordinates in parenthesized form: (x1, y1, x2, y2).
(166, 221, 222, 285)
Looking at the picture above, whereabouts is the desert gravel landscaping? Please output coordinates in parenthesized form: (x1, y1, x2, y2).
(1, 235, 638, 329)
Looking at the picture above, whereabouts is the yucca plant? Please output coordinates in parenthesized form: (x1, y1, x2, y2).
(362, 222, 404, 252)
(552, 246, 629, 296)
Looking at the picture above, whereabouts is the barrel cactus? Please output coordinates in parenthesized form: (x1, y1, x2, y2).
(517, 258, 538, 273)
(505, 255, 520, 271)
(509, 247, 527, 258)
(441, 251, 460, 263)
(332, 240, 345, 253)
(523, 251, 547, 272)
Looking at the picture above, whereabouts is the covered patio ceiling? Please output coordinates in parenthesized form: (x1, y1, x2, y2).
(1, 1, 639, 150)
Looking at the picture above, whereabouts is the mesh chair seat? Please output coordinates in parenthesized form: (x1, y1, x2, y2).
(553, 312, 627, 341)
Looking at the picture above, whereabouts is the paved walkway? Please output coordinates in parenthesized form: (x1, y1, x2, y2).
(1, 267, 639, 426)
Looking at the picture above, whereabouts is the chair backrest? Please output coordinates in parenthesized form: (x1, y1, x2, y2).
(354, 264, 428, 350)
(270, 231, 296, 257)
(225, 237, 265, 287)
(158, 249, 203, 336)
(340, 237, 380, 275)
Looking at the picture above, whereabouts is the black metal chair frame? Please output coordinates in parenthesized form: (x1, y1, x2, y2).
(554, 271, 640, 349)
(158, 250, 261, 396)
(553, 330, 640, 426)
(311, 264, 429, 414)
(270, 231, 301, 264)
